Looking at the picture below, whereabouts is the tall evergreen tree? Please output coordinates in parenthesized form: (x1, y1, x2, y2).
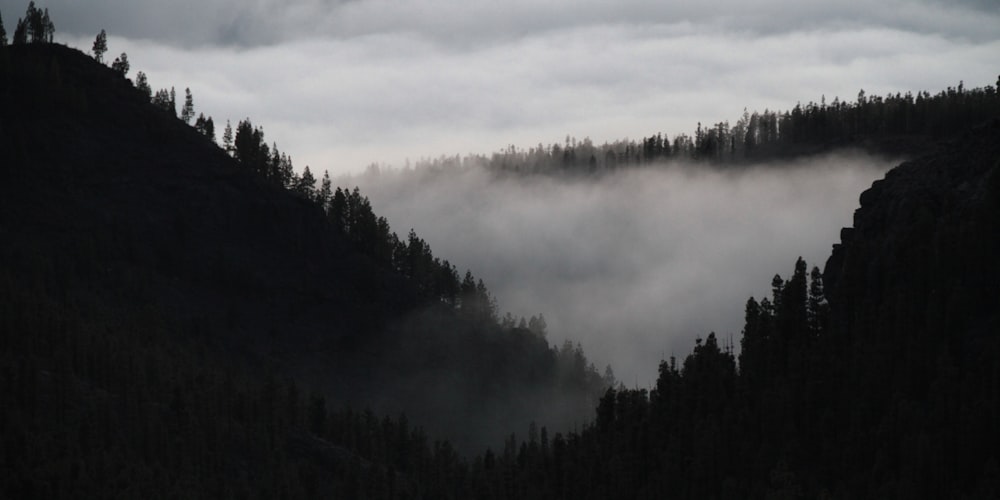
(180, 87, 194, 124)
(111, 52, 129, 76)
(16, 2, 53, 44)
(152, 88, 172, 112)
(222, 120, 233, 154)
(12, 17, 25, 45)
(0, 10, 8, 46)
(807, 266, 828, 335)
(92, 28, 107, 62)
(204, 116, 215, 143)
(194, 113, 215, 142)
(135, 71, 151, 99)
(319, 171, 333, 209)
(296, 166, 316, 199)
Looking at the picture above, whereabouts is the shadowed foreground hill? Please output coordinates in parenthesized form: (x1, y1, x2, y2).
(0, 42, 608, 497)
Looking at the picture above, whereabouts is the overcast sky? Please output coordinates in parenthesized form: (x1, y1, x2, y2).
(6, 0, 997, 175)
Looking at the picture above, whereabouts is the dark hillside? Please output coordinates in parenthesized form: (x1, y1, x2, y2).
(0, 42, 606, 466)
(0, 42, 420, 377)
(820, 118, 1000, 494)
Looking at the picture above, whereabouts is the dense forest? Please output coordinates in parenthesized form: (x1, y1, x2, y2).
(402, 78, 1000, 177)
(2, 4, 1000, 498)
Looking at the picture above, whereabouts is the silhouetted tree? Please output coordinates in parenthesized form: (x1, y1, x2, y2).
(296, 166, 316, 199)
(16, 2, 52, 44)
(181, 87, 194, 124)
(319, 171, 332, 208)
(111, 52, 128, 76)
(135, 71, 151, 99)
(807, 266, 828, 335)
(152, 88, 173, 113)
(0, 10, 8, 46)
(92, 28, 107, 62)
(12, 17, 26, 45)
(194, 113, 215, 142)
(222, 120, 233, 153)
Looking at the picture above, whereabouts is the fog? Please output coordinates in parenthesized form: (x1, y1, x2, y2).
(349, 154, 896, 385)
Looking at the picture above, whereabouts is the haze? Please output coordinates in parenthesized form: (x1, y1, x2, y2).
(349, 155, 897, 385)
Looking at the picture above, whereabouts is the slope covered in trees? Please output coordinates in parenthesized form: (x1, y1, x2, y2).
(0, 37, 612, 498)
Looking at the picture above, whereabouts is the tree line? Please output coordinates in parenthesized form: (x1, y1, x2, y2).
(405, 78, 1000, 176)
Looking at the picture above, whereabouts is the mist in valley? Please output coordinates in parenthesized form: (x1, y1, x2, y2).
(348, 153, 898, 386)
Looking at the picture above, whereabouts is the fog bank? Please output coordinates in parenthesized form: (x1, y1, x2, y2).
(350, 154, 895, 385)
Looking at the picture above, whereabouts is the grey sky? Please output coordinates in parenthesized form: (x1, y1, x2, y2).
(4, 0, 996, 174)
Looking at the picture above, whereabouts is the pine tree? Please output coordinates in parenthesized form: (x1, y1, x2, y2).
(204, 117, 215, 143)
(39, 7, 52, 42)
(169, 87, 176, 117)
(181, 88, 194, 124)
(296, 166, 316, 199)
(16, 2, 52, 44)
(135, 71, 152, 99)
(222, 120, 234, 154)
(319, 171, 333, 209)
(111, 52, 129, 76)
(195, 114, 211, 138)
(0, 10, 8, 46)
(807, 266, 828, 335)
(12, 17, 25, 45)
(152, 88, 172, 112)
(92, 29, 107, 62)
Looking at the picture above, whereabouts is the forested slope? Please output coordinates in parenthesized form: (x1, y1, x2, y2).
(0, 42, 608, 497)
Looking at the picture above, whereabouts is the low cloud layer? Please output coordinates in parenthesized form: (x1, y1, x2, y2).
(350, 155, 896, 385)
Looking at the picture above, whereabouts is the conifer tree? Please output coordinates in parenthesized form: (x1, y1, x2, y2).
(135, 71, 152, 99)
(92, 29, 107, 62)
(296, 166, 316, 199)
(38, 7, 52, 42)
(222, 120, 233, 153)
(319, 171, 333, 208)
(152, 88, 172, 112)
(16, 2, 52, 44)
(0, 10, 7, 46)
(12, 17, 25, 44)
(204, 116, 215, 143)
(181, 87, 194, 123)
(194, 114, 215, 141)
(111, 52, 129, 76)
